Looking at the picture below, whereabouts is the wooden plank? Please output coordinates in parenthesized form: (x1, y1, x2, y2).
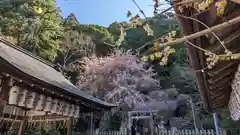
(27, 117, 69, 122)
(207, 62, 235, 77)
(207, 70, 234, 84)
(0, 117, 21, 121)
(206, 29, 240, 53)
(194, 13, 213, 112)
(23, 114, 69, 120)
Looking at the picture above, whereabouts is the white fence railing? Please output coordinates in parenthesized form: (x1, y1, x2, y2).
(74, 129, 127, 135)
(74, 128, 222, 135)
(156, 129, 216, 135)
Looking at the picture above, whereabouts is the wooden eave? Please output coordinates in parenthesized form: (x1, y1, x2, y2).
(0, 60, 102, 111)
(0, 38, 116, 111)
(173, 1, 240, 112)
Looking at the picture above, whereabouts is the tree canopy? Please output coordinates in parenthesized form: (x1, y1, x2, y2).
(0, 0, 63, 61)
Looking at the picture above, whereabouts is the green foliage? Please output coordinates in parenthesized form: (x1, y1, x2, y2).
(55, 14, 96, 83)
(110, 12, 179, 54)
(107, 21, 130, 41)
(121, 27, 153, 50)
(23, 128, 61, 135)
(76, 23, 117, 56)
(127, 11, 132, 18)
(0, 0, 63, 61)
(78, 24, 114, 44)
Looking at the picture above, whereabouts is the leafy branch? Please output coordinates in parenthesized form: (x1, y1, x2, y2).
(129, 0, 240, 70)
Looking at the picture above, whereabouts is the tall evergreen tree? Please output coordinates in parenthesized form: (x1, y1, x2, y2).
(0, 0, 63, 61)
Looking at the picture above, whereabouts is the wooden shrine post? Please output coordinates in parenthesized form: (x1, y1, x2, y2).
(18, 119, 26, 135)
(18, 111, 27, 135)
(213, 113, 221, 135)
(149, 112, 154, 135)
(66, 117, 73, 135)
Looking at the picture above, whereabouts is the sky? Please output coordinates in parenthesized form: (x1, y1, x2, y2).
(56, 0, 155, 27)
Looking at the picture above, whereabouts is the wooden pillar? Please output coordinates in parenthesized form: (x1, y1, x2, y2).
(66, 117, 73, 135)
(0, 76, 14, 117)
(18, 111, 27, 135)
(213, 113, 221, 135)
(90, 112, 93, 135)
(0, 99, 6, 117)
(128, 112, 132, 135)
(18, 120, 26, 135)
(149, 111, 154, 135)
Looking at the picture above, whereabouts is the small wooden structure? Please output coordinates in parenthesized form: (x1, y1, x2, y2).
(128, 110, 157, 135)
(0, 38, 116, 135)
(172, 0, 240, 112)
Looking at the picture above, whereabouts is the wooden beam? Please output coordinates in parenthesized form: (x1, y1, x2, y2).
(0, 118, 21, 122)
(0, 115, 68, 122)
(207, 62, 235, 77)
(206, 29, 240, 53)
(231, 0, 240, 4)
(131, 116, 152, 119)
(22, 115, 69, 121)
(0, 76, 14, 100)
(129, 110, 158, 114)
(159, 16, 240, 48)
(28, 118, 69, 122)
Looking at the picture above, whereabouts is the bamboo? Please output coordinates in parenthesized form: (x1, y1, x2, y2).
(159, 16, 240, 48)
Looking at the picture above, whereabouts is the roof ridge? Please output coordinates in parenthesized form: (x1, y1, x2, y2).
(0, 37, 55, 68)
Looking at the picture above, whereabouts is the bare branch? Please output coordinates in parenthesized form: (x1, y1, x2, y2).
(176, 14, 229, 53)
(131, 0, 147, 19)
(159, 16, 240, 48)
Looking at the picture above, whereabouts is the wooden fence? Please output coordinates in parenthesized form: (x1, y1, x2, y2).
(74, 128, 222, 135)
